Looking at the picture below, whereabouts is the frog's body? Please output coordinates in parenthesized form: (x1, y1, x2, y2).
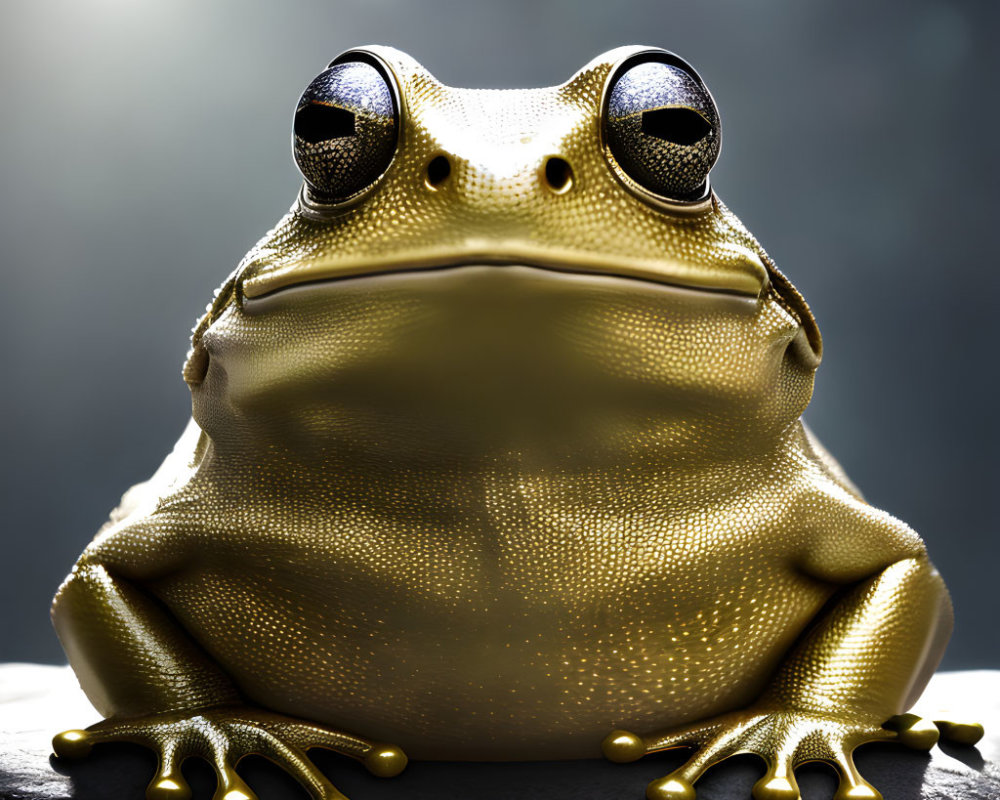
(51, 46, 976, 800)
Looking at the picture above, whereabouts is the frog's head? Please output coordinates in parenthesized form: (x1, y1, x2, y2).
(185, 46, 821, 461)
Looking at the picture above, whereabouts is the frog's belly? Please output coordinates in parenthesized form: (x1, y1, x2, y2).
(155, 559, 830, 760)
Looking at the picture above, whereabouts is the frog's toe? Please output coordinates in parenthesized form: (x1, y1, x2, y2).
(644, 773, 696, 800)
(828, 748, 881, 800)
(933, 719, 984, 746)
(644, 729, 745, 799)
(246, 714, 407, 778)
(207, 765, 258, 800)
(883, 713, 939, 750)
(601, 713, 739, 763)
(601, 730, 648, 763)
(52, 729, 94, 760)
(653, 726, 748, 794)
(145, 739, 193, 800)
(233, 729, 337, 800)
(750, 755, 800, 800)
(146, 771, 193, 800)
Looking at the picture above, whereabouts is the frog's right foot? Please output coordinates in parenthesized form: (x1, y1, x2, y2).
(601, 708, 982, 800)
(52, 705, 407, 800)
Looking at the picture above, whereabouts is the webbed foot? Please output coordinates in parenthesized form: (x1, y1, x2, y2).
(602, 708, 982, 800)
(53, 705, 406, 800)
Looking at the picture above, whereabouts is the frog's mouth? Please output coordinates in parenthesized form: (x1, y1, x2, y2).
(238, 250, 768, 302)
(236, 253, 821, 368)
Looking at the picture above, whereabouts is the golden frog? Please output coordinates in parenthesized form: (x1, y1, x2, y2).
(50, 46, 980, 800)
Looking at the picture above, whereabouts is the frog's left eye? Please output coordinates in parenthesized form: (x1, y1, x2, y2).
(293, 58, 399, 204)
(603, 53, 720, 204)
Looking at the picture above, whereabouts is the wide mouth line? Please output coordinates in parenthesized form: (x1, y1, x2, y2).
(240, 251, 768, 302)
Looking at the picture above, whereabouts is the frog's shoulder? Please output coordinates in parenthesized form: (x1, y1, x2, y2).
(77, 418, 209, 580)
(105, 418, 208, 528)
(782, 422, 926, 584)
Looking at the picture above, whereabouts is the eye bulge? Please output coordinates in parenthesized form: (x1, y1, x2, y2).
(604, 58, 721, 202)
(293, 59, 398, 203)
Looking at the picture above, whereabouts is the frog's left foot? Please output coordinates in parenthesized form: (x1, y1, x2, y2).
(602, 708, 982, 800)
(53, 705, 407, 800)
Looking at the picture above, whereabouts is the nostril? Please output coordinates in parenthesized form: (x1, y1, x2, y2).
(425, 154, 451, 188)
(542, 156, 574, 194)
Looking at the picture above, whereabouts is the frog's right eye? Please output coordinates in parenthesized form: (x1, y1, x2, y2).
(293, 59, 399, 204)
(603, 52, 720, 205)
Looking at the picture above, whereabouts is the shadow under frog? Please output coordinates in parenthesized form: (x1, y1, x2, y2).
(49, 45, 982, 800)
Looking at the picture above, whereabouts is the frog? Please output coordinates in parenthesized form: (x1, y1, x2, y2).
(49, 45, 982, 800)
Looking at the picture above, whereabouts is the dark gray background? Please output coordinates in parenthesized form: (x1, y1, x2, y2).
(0, 0, 996, 669)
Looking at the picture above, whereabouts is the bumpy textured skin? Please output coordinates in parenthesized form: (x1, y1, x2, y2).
(51, 46, 978, 800)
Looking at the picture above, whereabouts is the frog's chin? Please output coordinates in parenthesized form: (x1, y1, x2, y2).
(195, 264, 810, 463)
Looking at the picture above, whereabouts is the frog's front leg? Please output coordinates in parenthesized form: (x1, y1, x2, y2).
(51, 560, 406, 800)
(602, 554, 981, 800)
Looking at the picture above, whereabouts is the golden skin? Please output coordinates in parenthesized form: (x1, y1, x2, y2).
(50, 46, 981, 800)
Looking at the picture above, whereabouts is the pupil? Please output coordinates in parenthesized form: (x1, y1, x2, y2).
(295, 103, 356, 144)
(641, 107, 711, 146)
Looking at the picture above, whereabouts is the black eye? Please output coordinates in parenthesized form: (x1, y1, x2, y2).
(293, 59, 398, 203)
(604, 55, 720, 202)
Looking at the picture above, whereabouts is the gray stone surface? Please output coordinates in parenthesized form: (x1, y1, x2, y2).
(1, 664, 997, 799)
